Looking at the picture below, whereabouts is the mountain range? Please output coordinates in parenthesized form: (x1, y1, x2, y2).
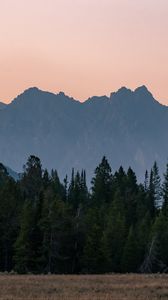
(0, 86, 168, 182)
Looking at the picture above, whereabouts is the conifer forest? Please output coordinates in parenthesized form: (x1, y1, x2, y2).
(1, 155, 168, 274)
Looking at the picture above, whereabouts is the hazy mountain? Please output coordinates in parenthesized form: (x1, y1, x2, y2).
(0, 102, 7, 110)
(5, 166, 19, 181)
(0, 86, 168, 181)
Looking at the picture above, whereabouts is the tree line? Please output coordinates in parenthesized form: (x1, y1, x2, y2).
(0, 155, 168, 274)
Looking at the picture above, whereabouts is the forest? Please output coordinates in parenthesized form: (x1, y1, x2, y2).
(0, 155, 168, 274)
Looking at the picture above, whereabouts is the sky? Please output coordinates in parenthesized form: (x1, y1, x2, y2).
(0, 0, 168, 104)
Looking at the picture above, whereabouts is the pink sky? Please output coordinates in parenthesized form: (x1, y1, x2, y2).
(0, 0, 168, 104)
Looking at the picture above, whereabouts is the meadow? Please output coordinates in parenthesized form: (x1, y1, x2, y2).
(0, 274, 168, 300)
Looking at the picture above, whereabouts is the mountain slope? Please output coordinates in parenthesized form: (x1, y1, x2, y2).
(0, 86, 167, 181)
(5, 166, 19, 181)
(0, 102, 7, 110)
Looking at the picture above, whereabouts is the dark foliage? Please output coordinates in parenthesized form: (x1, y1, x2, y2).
(0, 155, 168, 274)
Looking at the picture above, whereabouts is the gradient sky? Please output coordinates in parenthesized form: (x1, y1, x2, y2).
(1, 0, 168, 104)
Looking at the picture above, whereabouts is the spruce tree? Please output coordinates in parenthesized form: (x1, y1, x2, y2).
(0, 173, 22, 271)
(121, 226, 139, 272)
(82, 207, 106, 273)
(21, 155, 43, 201)
(162, 163, 168, 215)
(144, 170, 149, 192)
(91, 156, 113, 206)
(103, 202, 126, 272)
(150, 162, 162, 209)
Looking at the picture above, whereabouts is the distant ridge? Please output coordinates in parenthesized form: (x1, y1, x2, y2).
(10, 85, 163, 105)
(0, 85, 168, 181)
(0, 102, 7, 110)
(6, 166, 19, 181)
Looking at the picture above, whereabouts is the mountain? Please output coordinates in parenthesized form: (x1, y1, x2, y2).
(0, 86, 167, 181)
(5, 166, 19, 181)
(0, 102, 7, 110)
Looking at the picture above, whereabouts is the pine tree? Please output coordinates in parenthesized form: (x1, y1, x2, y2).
(144, 170, 156, 218)
(43, 169, 50, 189)
(40, 197, 71, 273)
(113, 166, 127, 196)
(14, 194, 43, 273)
(144, 170, 149, 191)
(91, 156, 113, 206)
(21, 155, 43, 201)
(127, 167, 138, 193)
(14, 156, 44, 273)
(121, 226, 140, 272)
(147, 213, 168, 272)
(63, 175, 68, 202)
(162, 163, 168, 215)
(82, 207, 107, 273)
(0, 173, 22, 271)
(103, 203, 126, 272)
(68, 170, 88, 210)
(150, 162, 162, 209)
(124, 167, 138, 225)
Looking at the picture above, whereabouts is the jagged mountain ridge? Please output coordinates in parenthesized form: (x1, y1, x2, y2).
(0, 86, 168, 181)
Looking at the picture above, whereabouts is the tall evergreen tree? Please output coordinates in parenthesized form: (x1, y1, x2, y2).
(14, 193, 43, 273)
(121, 226, 140, 272)
(144, 170, 149, 192)
(103, 202, 126, 272)
(162, 163, 168, 215)
(21, 155, 43, 201)
(150, 162, 162, 209)
(91, 156, 113, 206)
(124, 167, 138, 225)
(82, 208, 105, 273)
(0, 168, 22, 271)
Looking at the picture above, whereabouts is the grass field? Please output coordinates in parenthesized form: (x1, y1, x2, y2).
(0, 274, 168, 300)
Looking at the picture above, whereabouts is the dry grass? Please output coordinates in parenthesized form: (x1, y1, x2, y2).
(0, 274, 168, 300)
